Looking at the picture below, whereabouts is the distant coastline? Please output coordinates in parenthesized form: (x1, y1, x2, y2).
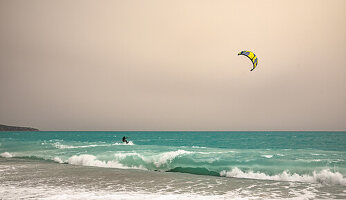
(0, 124, 39, 131)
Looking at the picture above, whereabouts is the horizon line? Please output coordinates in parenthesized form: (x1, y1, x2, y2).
(34, 130, 346, 132)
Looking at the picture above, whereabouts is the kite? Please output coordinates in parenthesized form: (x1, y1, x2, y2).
(238, 50, 258, 71)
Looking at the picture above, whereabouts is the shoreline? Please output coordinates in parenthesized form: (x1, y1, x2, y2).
(1, 157, 346, 199)
(1, 131, 346, 199)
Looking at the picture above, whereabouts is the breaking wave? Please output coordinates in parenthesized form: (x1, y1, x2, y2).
(0, 152, 13, 158)
(66, 154, 145, 170)
(2, 139, 346, 187)
(220, 167, 346, 185)
(57, 150, 191, 170)
(45, 150, 346, 186)
(153, 150, 191, 167)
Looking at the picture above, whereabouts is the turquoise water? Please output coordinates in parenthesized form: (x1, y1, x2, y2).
(1, 131, 346, 185)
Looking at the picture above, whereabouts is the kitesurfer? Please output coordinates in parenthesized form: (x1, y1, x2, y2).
(122, 136, 129, 144)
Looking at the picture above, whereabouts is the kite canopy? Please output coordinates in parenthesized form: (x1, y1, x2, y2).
(238, 50, 258, 71)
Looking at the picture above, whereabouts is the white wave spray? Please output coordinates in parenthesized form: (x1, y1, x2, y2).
(152, 150, 192, 168)
(67, 154, 144, 170)
(220, 167, 346, 185)
(0, 152, 13, 158)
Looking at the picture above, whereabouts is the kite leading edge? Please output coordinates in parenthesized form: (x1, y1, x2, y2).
(238, 50, 258, 71)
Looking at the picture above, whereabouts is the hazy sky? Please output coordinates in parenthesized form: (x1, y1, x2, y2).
(1, 0, 345, 131)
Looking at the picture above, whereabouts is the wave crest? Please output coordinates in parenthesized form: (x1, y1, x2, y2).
(153, 150, 191, 167)
(220, 167, 346, 185)
(53, 157, 64, 163)
(67, 154, 144, 170)
(52, 142, 110, 149)
(0, 152, 13, 158)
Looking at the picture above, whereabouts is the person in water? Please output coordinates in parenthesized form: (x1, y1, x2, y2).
(122, 136, 129, 144)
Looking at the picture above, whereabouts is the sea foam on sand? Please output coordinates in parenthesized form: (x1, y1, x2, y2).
(0, 185, 317, 200)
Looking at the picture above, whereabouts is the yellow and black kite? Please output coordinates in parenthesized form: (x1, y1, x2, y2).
(238, 50, 258, 71)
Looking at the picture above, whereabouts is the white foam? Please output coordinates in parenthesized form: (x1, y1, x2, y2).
(67, 154, 144, 170)
(220, 167, 346, 185)
(192, 146, 206, 149)
(261, 155, 273, 158)
(42, 192, 255, 200)
(111, 150, 193, 168)
(311, 159, 322, 162)
(112, 141, 135, 145)
(112, 150, 217, 168)
(114, 152, 143, 160)
(153, 150, 192, 167)
(53, 142, 110, 149)
(311, 153, 324, 156)
(0, 185, 321, 200)
(0, 152, 13, 158)
(62, 150, 191, 171)
(52, 142, 75, 149)
(0, 185, 252, 200)
(53, 157, 64, 163)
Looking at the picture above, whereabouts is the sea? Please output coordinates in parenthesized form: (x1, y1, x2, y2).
(0, 131, 345, 199)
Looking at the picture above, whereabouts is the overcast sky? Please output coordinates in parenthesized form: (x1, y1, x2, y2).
(1, 0, 345, 131)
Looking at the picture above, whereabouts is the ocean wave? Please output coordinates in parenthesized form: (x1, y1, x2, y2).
(191, 146, 206, 149)
(67, 154, 145, 170)
(112, 150, 192, 168)
(114, 152, 144, 160)
(52, 142, 111, 149)
(112, 150, 219, 169)
(220, 167, 346, 185)
(0, 152, 13, 158)
(52, 142, 75, 149)
(261, 155, 273, 158)
(4, 147, 345, 187)
(52, 150, 346, 186)
(59, 150, 192, 171)
(53, 157, 64, 163)
(152, 150, 192, 167)
(311, 153, 325, 156)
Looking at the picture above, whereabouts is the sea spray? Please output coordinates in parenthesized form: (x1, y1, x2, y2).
(220, 167, 346, 185)
(153, 150, 192, 167)
(0, 152, 13, 158)
(53, 157, 64, 163)
(113, 141, 135, 145)
(67, 154, 145, 170)
(53, 142, 112, 149)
